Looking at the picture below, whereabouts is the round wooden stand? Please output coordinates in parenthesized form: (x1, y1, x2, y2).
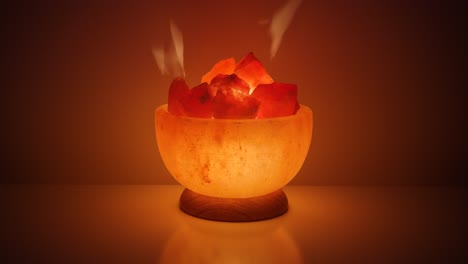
(179, 188, 288, 222)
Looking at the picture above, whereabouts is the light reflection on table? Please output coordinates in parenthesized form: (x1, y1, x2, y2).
(159, 212, 302, 264)
(1, 185, 466, 263)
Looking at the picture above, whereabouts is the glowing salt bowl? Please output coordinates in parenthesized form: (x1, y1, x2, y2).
(155, 104, 312, 221)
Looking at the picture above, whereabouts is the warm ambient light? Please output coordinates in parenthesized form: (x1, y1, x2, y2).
(155, 104, 312, 221)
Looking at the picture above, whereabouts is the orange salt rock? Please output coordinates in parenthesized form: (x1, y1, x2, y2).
(251, 82, 298, 118)
(183, 82, 214, 118)
(201, 57, 236, 84)
(209, 74, 250, 97)
(210, 74, 259, 119)
(234, 52, 273, 92)
(168, 77, 189, 116)
(213, 92, 260, 119)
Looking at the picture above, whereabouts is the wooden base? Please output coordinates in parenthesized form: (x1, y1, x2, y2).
(179, 188, 288, 222)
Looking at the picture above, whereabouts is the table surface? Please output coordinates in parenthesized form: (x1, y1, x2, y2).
(1, 185, 467, 263)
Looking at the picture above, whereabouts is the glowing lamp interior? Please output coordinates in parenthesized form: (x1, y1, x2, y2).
(155, 104, 312, 198)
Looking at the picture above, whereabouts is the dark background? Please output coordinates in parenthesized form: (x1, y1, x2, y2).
(1, 0, 465, 185)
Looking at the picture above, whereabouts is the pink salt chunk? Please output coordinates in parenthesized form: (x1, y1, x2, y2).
(234, 52, 273, 90)
(213, 92, 260, 119)
(251, 82, 298, 118)
(209, 73, 250, 97)
(182, 82, 214, 118)
(201, 57, 236, 84)
(209, 74, 258, 119)
(168, 77, 189, 116)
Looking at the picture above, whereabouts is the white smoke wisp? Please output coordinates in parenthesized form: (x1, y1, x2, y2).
(152, 47, 168, 75)
(170, 20, 184, 75)
(152, 20, 185, 77)
(269, 0, 302, 59)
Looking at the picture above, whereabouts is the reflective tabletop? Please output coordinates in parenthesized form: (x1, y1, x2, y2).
(2, 185, 466, 263)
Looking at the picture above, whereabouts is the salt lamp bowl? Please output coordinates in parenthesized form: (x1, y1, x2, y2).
(155, 104, 313, 199)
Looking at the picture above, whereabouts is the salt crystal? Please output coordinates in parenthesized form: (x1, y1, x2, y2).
(251, 82, 298, 118)
(168, 78, 189, 116)
(234, 52, 273, 92)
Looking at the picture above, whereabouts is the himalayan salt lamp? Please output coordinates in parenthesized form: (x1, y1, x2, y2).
(155, 104, 312, 221)
(155, 53, 313, 221)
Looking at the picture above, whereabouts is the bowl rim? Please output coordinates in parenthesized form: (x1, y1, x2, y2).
(155, 104, 312, 122)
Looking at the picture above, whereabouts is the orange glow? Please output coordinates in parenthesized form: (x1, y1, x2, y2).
(234, 52, 274, 94)
(155, 104, 312, 198)
(201, 57, 236, 84)
(201, 53, 274, 93)
(160, 222, 303, 264)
